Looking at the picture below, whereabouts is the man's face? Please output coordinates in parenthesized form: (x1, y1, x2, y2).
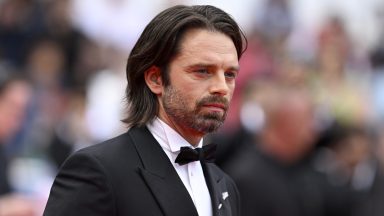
(158, 29, 239, 137)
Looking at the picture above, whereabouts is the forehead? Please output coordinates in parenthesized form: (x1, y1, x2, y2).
(175, 29, 239, 66)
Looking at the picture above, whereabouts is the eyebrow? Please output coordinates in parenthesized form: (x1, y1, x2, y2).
(187, 63, 240, 71)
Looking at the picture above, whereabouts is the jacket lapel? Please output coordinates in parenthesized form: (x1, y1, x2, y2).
(203, 163, 233, 216)
(129, 126, 198, 216)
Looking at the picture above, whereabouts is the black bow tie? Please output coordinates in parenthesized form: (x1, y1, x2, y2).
(175, 143, 217, 165)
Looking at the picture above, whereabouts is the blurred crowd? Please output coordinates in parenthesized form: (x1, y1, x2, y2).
(0, 0, 384, 215)
(211, 0, 384, 216)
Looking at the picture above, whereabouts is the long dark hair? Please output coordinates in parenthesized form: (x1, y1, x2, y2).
(123, 5, 247, 127)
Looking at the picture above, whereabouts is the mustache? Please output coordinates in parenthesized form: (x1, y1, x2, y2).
(196, 96, 229, 110)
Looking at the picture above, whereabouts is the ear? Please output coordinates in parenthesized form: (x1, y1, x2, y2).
(144, 66, 163, 95)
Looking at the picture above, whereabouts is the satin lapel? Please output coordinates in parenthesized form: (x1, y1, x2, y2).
(129, 126, 198, 216)
(203, 163, 233, 216)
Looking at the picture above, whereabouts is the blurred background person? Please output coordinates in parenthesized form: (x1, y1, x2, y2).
(0, 63, 36, 216)
(216, 82, 324, 216)
(313, 122, 384, 216)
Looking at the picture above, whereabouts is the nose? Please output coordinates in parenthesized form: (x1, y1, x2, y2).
(209, 72, 230, 96)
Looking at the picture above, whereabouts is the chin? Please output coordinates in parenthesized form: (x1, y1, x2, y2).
(195, 120, 223, 133)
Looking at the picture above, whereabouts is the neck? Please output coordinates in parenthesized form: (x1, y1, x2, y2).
(157, 113, 203, 147)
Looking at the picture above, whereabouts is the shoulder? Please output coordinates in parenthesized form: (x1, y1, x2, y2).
(62, 125, 157, 171)
(60, 128, 146, 176)
(44, 136, 129, 216)
(71, 127, 147, 162)
(77, 131, 132, 156)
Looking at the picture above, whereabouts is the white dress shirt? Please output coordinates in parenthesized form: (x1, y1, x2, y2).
(147, 117, 213, 216)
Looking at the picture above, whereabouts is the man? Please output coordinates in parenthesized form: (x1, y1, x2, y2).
(44, 5, 246, 216)
(0, 66, 36, 216)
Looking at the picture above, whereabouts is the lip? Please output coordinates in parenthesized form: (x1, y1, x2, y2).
(202, 103, 226, 111)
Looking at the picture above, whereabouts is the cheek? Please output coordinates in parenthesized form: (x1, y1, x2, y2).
(165, 85, 198, 109)
(230, 85, 235, 96)
(189, 93, 203, 108)
(181, 85, 206, 101)
(226, 86, 235, 102)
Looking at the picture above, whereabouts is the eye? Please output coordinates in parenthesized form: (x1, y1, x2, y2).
(195, 68, 209, 74)
(225, 71, 237, 79)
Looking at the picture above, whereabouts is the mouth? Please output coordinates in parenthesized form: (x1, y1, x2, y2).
(202, 103, 227, 112)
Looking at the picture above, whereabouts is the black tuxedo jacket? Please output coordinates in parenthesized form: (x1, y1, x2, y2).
(44, 126, 240, 216)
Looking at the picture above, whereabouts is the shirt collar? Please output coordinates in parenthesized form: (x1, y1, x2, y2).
(147, 117, 203, 153)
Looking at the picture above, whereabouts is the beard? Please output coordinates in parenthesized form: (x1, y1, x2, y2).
(162, 85, 229, 134)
